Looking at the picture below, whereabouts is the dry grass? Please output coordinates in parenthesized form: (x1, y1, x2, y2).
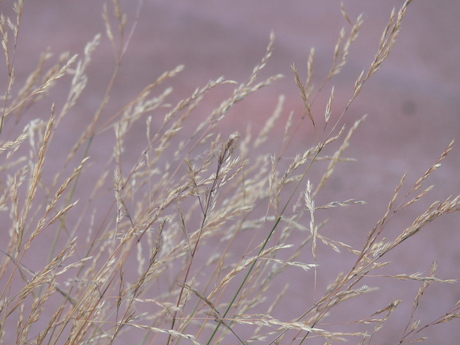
(0, 0, 459, 344)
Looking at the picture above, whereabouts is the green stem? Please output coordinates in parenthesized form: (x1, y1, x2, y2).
(206, 145, 322, 344)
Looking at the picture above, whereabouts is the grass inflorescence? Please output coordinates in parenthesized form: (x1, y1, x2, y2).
(0, 1, 459, 344)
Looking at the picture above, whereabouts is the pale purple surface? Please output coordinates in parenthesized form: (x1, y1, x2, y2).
(2, 0, 460, 343)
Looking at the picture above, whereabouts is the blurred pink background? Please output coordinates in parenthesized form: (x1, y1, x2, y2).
(2, 0, 460, 343)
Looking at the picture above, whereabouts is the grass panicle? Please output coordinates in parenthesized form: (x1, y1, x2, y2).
(0, 1, 458, 344)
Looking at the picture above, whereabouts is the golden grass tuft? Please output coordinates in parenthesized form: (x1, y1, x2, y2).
(0, 0, 458, 344)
